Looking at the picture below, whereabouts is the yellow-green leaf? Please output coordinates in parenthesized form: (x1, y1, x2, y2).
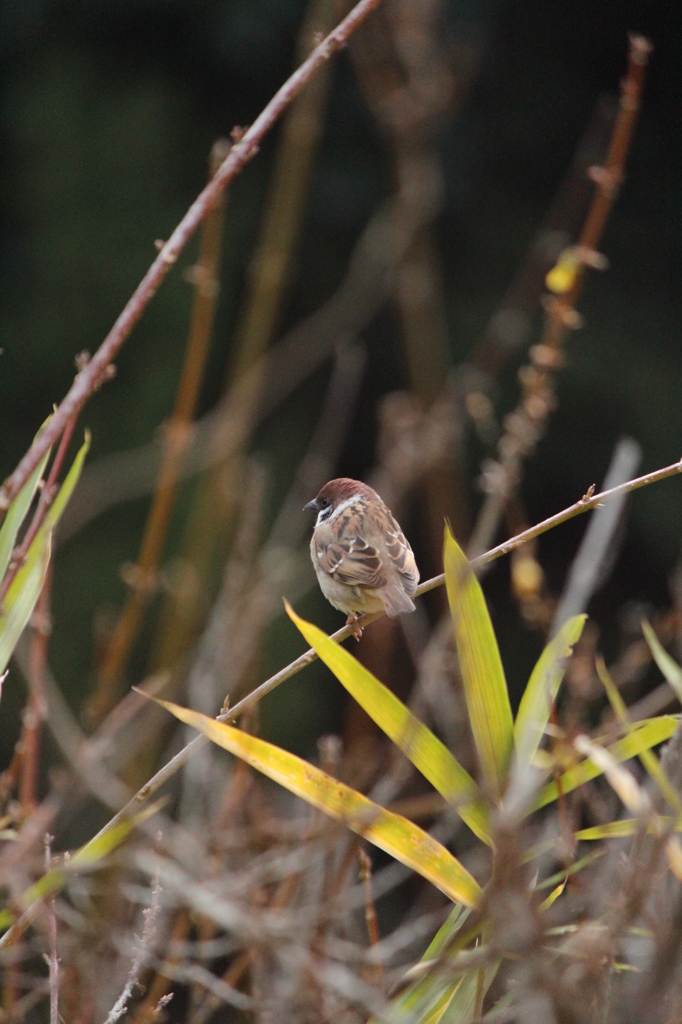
(150, 695, 483, 909)
(0, 534, 51, 677)
(444, 527, 513, 797)
(642, 620, 682, 704)
(376, 907, 473, 1023)
(514, 615, 586, 770)
(575, 818, 681, 841)
(539, 880, 566, 912)
(597, 657, 682, 814)
(0, 799, 164, 939)
(42, 432, 91, 535)
(0, 434, 90, 677)
(531, 716, 680, 812)
(536, 849, 603, 893)
(437, 962, 500, 1023)
(285, 602, 491, 846)
(0, 445, 51, 582)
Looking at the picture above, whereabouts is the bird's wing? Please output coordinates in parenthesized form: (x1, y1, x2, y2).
(314, 534, 387, 590)
(383, 516, 420, 596)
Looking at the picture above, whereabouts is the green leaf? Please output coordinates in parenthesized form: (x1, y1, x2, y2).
(0, 444, 51, 582)
(642, 620, 682, 704)
(0, 535, 51, 677)
(575, 818, 681, 841)
(0, 434, 90, 677)
(369, 907, 472, 1022)
(536, 849, 603, 893)
(444, 527, 513, 798)
(531, 716, 680, 812)
(0, 799, 164, 938)
(539, 880, 566, 912)
(43, 432, 90, 533)
(437, 962, 500, 1023)
(149, 694, 483, 909)
(514, 615, 586, 771)
(596, 657, 682, 814)
(285, 602, 491, 846)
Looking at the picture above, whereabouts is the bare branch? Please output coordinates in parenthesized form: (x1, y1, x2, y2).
(0, 0, 388, 515)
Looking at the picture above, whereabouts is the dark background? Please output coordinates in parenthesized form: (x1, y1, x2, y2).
(1, 0, 681, 758)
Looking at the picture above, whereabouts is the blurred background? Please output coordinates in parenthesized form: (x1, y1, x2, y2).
(3, 1, 682, 1019)
(0, 0, 681, 787)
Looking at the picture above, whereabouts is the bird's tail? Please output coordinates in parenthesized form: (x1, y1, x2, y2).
(380, 584, 416, 617)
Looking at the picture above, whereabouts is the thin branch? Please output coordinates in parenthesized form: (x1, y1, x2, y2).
(2, 456, 681, 955)
(80, 455, 682, 854)
(88, 140, 231, 721)
(103, 879, 163, 1024)
(467, 33, 653, 559)
(551, 437, 641, 633)
(43, 834, 59, 1024)
(358, 848, 384, 986)
(0, 0, 388, 515)
(19, 568, 52, 812)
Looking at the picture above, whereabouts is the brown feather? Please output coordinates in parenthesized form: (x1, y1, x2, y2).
(308, 479, 419, 618)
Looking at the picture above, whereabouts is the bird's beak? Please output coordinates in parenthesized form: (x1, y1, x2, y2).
(303, 498, 320, 513)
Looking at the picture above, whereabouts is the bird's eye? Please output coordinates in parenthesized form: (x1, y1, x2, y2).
(320, 498, 329, 508)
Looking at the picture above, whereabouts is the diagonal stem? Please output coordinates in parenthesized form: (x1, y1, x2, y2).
(0, 0, 389, 516)
(2, 454, 681, 952)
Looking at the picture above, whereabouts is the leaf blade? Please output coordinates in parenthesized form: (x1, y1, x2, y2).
(151, 696, 483, 909)
(531, 716, 680, 812)
(286, 602, 491, 846)
(514, 615, 586, 770)
(642, 620, 682, 704)
(0, 535, 51, 677)
(0, 445, 51, 582)
(444, 527, 513, 797)
(0, 434, 90, 676)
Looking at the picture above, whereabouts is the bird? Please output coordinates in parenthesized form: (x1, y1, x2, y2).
(304, 477, 420, 639)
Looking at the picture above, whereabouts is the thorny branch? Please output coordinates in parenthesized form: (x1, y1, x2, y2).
(0, 0, 388, 515)
(468, 33, 653, 562)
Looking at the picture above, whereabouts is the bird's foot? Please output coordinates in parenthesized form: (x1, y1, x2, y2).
(346, 612, 363, 641)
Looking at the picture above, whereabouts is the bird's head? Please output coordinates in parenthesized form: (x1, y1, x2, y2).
(303, 477, 378, 526)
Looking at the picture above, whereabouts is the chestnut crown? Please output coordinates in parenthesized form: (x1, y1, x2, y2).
(303, 477, 380, 521)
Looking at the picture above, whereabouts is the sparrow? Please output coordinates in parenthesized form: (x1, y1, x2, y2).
(304, 478, 420, 639)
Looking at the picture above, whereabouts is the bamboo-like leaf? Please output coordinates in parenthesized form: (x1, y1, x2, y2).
(539, 880, 566, 912)
(285, 602, 491, 846)
(642, 620, 682, 704)
(536, 850, 603, 892)
(575, 819, 647, 841)
(0, 446, 51, 582)
(665, 835, 682, 882)
(376, 907, 472, 1023)
(574, 734, 651, 815)
(25, 820, 138, 906)
(531, 716, 680, 812)
(574, 735, 682, 885)
(42, 432, 91, 534)
(0, 535, 51, 677)
(149, 695, 483, 908)
(444, 527, 513, 798)
(514, 615, 586, 770)
(0, 434, 90, 677)
(597, 657, 682, 814)
(437, 962, 500, 1023)
(0, 800, 164, 937)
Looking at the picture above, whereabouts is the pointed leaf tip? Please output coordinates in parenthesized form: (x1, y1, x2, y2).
(514, 614, 586, 771)
(153, 695, 483, 908)
(444, 526, 513, 798)
(287, 604, 492, 845)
